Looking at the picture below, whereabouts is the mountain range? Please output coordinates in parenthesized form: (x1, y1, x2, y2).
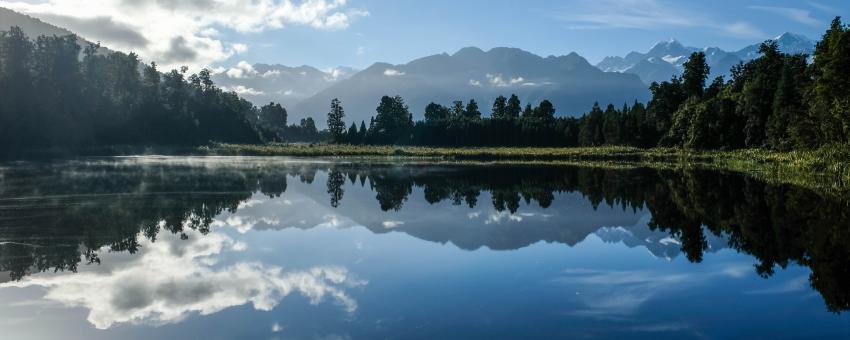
(597, 33, 816, 84)
(291, 47, 649, 124)
(1, 7, 817, 127)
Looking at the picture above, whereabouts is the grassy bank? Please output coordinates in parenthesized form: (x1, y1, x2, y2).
(200, 143, 850, 192)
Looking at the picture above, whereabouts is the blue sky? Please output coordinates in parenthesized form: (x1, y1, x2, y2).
(3, 0, 849, 70)
(231, 0, 850, 69)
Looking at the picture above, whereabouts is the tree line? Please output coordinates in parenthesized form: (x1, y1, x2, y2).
(326, 17, 850, 150)
(3, 17, 849, 152)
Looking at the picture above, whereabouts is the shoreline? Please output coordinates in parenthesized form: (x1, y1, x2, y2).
(198, 143, 850, 194)
(4, 143, 849, 193)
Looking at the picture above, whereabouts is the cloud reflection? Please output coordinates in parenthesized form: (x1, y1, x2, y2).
(1, 230, 364, 329)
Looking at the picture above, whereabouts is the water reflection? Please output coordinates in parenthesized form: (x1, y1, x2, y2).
(2, 228, 363, 329)
(0, 157, 848, 333)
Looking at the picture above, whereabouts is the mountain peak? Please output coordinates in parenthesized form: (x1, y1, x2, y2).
(773, 32, 812, 43)
(453, 46, 486, 57)
(651, 38, 682, 49)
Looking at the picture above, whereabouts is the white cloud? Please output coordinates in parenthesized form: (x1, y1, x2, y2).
(223, 85, 265, 96)
(325, 67, 349, 81)
(485, 74, 525, 87)
(356, 46, 366, 55)
(382, 220, 404, 229)
(383, 68, 405, 76)
(485, 211, 523, 224)
(556, 0, 765, 38)
(231, 43, 249, 54)
(225, 61, 258, 78)
(0, 230, 365, 329)
(272, 322, 284, 332)
(262, 69, 282, 78)
(0, 0, 369, 70)
(748, 6, 820, 26)
(468, 79, 482, 86)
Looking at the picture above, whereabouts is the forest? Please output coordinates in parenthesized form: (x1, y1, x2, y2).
(0, 26, 322, 153)
(1, 17, 849, 152)
(327, 17, 850, 150)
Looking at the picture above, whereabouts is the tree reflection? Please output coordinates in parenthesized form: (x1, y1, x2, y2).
(0, 160, 848, 312)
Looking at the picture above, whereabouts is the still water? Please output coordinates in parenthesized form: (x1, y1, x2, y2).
(0, 157, 848, 339)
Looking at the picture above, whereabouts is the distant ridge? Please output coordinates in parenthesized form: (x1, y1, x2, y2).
(292, 46, 649, 125)
(596, 33, 816, 84)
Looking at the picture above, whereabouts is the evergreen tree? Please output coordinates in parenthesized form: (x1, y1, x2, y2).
(809, 17, 850, 143)
(579, 102, 605, 146)
(682, 52, 709, 98)
(424, 102, 450, 123)
(491, 95, 508, 119)
(451, 100, 464, 120)
(464, 99, 481, 120)
(767, 55, 809, 150)
(521, 104, 534, 119)
(373, 95, 413, 144)
(327, 98, 346, 143)
(347, 122, 359, 144)
(647, 77, 686, 145)
(359, 120, 368, 142)
(602, 104, 622, 145)
(506, 94, 522, 120)
(740, 41, 784, 147)
(535, 100, 556, 122)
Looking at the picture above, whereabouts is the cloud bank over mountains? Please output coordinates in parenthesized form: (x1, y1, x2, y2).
(0, 0, 368, 70)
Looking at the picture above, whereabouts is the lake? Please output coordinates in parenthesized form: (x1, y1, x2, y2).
(0, 157, 848, 339)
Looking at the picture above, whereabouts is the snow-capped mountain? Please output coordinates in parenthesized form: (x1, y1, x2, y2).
(597, 33, 816, 84)
(293, 47, 649, 125)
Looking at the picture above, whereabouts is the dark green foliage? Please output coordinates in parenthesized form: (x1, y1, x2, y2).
(809, 17, 850, 144)
(0, 26, 278, 151)
(464, 99, 481, 120)
(424, 102, 450, 123)
(491, 95, 508, 120)
(6, 18, 850, 152)
(682, 51, 709, 98)
(506, 94, 522, 120)
(371, 95, 413, 144)
(327, 98, 346, 143)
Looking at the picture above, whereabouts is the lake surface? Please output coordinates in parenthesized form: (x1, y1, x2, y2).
(0, 157, 848, 339)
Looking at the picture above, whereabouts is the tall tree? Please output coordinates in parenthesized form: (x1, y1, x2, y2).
(450, 100, 464, 120)
(373, 95, 413, 144)
(424, 102, 450, 123)
(741, 41, 784, 147)
(809, 16, 850, 143)
(327, 98, 346, 143)
(682, 51, 709, 98)
(491, 95, 508, 120)
(464, 99, 481, 120)
(506, 94, 521, 120)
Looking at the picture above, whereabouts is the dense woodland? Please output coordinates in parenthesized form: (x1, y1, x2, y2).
(1, 17, 849, 152)
(0, 26, 322, 153)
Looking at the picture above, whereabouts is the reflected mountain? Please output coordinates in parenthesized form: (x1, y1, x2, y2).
(0, 157, 848, 312)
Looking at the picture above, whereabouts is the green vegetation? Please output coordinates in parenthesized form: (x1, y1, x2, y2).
(325, 18, 850, 152)
(0, 26, 323, 153)
(199, 143, 850, 189)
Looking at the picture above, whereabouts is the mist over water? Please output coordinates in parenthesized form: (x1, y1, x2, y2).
(0, 157, 848, 339)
